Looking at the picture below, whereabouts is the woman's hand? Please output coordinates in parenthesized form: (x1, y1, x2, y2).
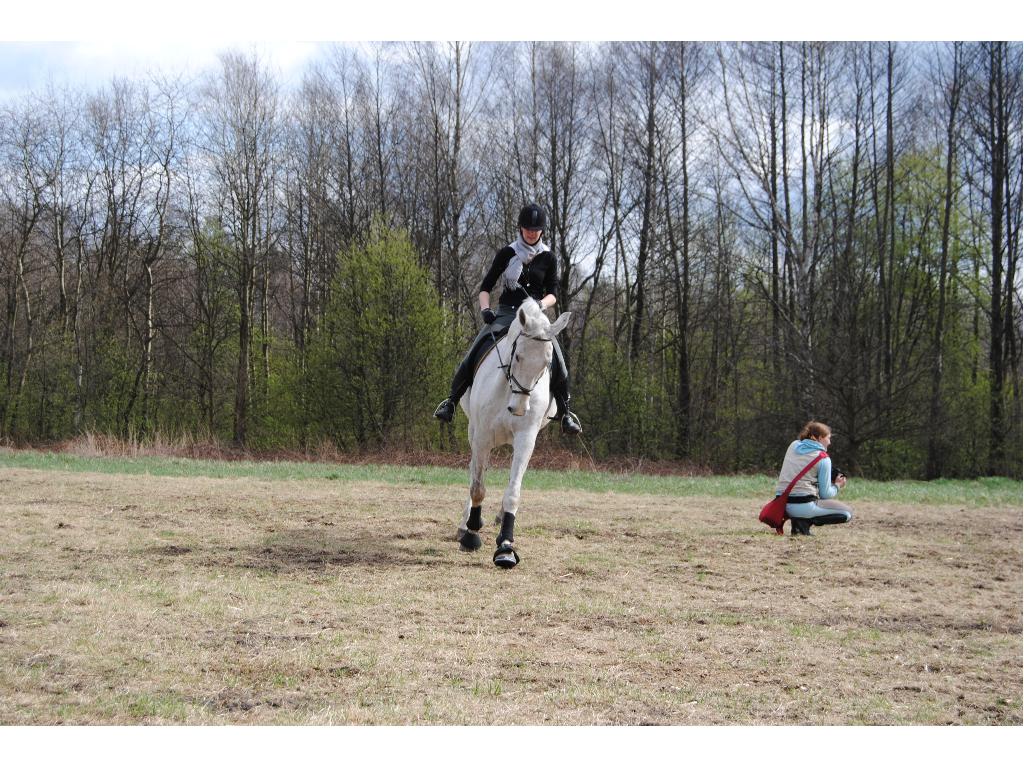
(835, 474, 847, 489)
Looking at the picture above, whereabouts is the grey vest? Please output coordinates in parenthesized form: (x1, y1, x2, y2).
(775, 441, 824, 497)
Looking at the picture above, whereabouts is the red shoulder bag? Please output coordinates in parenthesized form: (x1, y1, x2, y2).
(759, 451, 827, 534)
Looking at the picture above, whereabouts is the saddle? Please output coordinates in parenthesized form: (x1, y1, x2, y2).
(472, 335, 501, 375)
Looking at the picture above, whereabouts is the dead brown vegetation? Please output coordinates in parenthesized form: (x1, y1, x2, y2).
(25, 429, 716, 476)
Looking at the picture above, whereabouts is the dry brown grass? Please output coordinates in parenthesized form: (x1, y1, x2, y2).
(37, 429, 713, 475)
(0, 466, 1020, 724)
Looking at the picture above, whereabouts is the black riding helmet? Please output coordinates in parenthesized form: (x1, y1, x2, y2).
(517, 203, 546, 231)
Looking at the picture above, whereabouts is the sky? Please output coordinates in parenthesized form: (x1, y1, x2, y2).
(4, 1, 1019, 104)
(0, 40, 324, 101)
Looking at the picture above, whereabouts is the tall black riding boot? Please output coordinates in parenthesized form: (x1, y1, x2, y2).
(549, 342, 582, 435)
(434, 358, 472, 423)
(435, 318, 513, 423)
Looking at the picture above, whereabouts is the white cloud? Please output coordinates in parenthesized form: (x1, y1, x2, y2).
(0, 41, 326, 102)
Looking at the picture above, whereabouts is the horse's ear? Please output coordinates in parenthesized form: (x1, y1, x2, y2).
(549, 312, 572, 336)
(518, 307, 527, 327)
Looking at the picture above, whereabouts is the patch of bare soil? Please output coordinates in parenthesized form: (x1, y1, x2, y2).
(0, 467, 1019, 724)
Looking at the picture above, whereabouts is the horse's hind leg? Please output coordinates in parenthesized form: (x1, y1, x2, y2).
(458, 446, 490, 552)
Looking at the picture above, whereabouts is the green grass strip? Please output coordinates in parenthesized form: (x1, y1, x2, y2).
(1, 448, 1019, 505)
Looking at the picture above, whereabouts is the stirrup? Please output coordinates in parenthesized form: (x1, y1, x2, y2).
(433, 398, 455, 423)
(561, 411, 582, 435)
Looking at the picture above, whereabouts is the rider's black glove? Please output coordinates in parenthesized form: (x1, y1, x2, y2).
(482, 308, 496, 325)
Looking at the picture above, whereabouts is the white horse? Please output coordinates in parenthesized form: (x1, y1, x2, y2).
(456, 299, 571, 568)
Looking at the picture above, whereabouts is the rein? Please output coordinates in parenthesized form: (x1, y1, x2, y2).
(491, 328, 553, 396)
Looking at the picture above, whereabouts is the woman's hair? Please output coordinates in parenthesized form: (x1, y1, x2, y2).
(799, 421, 831, 440)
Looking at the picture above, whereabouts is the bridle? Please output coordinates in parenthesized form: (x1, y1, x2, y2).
(492, 329, 553, 396)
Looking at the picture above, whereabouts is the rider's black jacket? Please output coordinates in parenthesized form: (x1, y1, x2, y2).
(480, 246, 558, 307)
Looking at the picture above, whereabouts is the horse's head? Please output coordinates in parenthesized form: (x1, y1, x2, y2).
(505, 300, 571, 417)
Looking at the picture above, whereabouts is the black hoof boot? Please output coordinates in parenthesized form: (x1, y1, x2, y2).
(791, 517, 813, 536)
(493, 512, 519, 568)
(561, 411, 583, 435)
(433, 398, 456, 423)
(459, 505, 484, 551)
(493, 541, 520, 568)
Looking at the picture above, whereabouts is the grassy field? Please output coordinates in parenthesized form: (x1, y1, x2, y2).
(0, 450, 1020, 724)
(2, 447, 1019, 504)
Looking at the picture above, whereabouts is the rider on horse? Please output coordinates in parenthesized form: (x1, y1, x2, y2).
(433, 203, 582, 435)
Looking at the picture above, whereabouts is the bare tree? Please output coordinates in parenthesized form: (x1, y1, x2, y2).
(202, 51, 282, 446)
(626, 42, 662, 365)
(661, 42, 710, 457)
(35, 84, 98, 430)
(968, 41, 1023, 475)
(0, 97, 49, 434)
(925, 42, 965, 479)
(531, 41, 597, 390)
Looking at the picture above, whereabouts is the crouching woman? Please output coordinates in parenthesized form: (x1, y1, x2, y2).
(776, 421, 853, 536)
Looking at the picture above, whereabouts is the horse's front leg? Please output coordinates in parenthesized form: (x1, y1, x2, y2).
(458, 441, 491, 552)
(493, 427, 539, 569)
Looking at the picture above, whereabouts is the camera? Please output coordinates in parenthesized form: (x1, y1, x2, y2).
(831, 466, 846, 483)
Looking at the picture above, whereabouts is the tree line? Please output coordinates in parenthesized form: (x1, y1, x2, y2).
(1, 41, 1020, 478)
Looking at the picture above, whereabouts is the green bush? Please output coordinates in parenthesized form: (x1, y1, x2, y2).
(305, 225, 455, 450)
(575, 332, 672, 458)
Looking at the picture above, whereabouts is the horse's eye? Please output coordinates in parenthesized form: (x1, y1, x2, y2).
(515, 355, 522, 362)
